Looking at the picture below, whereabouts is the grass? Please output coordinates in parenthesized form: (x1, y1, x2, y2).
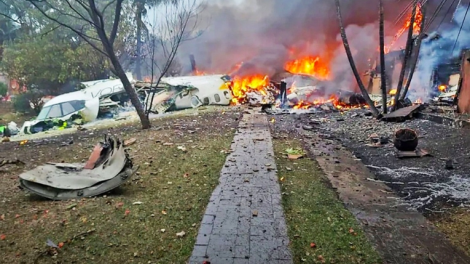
(0, 110, 238, 264)
(273, 139, 381, 264)
(432, 208, 470, 256)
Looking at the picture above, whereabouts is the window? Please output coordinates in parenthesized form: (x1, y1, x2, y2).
(70, 100, 86, 111)
(214, 94, 221, 102)
(47, 104, 62, 118)
(36, 106, 51, 120)
(61, 102, 76, 116)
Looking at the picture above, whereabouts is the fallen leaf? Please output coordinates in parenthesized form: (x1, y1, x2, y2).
(66, 203, 77, 210)
(58, 242, 64, 248)
(176, 231, 186, 238)
(0, 214, 4, 221)
(0, 234, 5, 240)
(161, 229, 166, 233)
(280, 177, 285, 182)
(15, 214, 20, 218)
(162, 210, 167, 215)
(115, 202, 124, 209)
(183, 173, 189, 178)
(46, 239, 57, 248)
(270, 118, 275, 123)
(288, 154, 303, 160)
(177, 146, 187, 152)
(310, 242, 316, 248)
(349, 228, 354, 234)
(124, 138, 137, 147)
(124, 209, 130, 216)
(81, 217, 87, 223)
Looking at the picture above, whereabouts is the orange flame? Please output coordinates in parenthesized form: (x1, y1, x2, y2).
(230, 75, 270, 104)
(285, 56, 330, 80)
(438, 85, 447, 92)
(292, 94, 367, 110)
(193, 69, 206, 76)
(389, 89, 397, 95)
(385, 4, 423, 53)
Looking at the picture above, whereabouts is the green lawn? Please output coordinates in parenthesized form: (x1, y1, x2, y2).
(274, 139, 382, 264)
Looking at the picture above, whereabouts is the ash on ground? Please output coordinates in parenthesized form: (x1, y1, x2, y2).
(271, 109, 470, 211)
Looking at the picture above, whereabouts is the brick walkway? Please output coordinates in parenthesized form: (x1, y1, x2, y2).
(189, 110, 293, 264)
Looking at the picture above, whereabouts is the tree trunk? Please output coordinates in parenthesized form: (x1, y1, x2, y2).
(112, 54, 151, 129)
(135, 4, 144, 81)
(393, 2, 417, 110)
(99, 34, 151, 129)
(401, 3, 427, 100)
(379, 0, 387, 114)
(335, 0, 379, 116)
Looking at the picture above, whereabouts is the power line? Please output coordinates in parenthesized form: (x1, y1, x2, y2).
(451, 3, 470, 53)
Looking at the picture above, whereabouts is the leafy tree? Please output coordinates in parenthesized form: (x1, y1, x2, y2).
(2, 34, 108, 96)
(26, 0, 152, 128)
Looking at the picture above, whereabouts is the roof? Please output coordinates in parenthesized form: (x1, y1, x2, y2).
(43, 91, 91, 107)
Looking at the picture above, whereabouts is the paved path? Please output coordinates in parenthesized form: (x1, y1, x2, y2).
(189, 110, 293, 264)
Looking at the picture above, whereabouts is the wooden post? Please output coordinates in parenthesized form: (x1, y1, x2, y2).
(379, 0, 387, 113)
(189, 54, 196, 72)
(393, 2, 417, 110)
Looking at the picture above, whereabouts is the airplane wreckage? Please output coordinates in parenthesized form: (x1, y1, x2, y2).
(19, 74, 232, 134)
(19, 135, 138, 200)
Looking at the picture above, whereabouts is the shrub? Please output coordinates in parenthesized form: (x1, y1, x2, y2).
(12, 90, 44, 114)
(0, 82, 7, 97)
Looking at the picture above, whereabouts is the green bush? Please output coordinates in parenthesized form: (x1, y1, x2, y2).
(0, 82, 7, 97)
(12, 90, 44, 114)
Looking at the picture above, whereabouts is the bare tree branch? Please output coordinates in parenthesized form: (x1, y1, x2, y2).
(27, 0, 108, 57)
(109, 0, 123, 45)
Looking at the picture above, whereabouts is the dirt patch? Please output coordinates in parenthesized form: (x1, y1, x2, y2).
(0, 110, 240, 263)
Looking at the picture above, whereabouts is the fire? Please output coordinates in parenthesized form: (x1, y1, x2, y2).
(389, 89, 397, 96)
(194, 69, 206, 76)
(414, 98, 423, 104)
(385, 4, 423, 53)
(285, 56, 330, 80)
(292, 94, 367, 111)
(230, 75, 269, 104)
(438, 85, 447, 92)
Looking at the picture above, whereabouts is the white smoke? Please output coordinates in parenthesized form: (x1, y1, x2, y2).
(408, 5, 470, 101)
